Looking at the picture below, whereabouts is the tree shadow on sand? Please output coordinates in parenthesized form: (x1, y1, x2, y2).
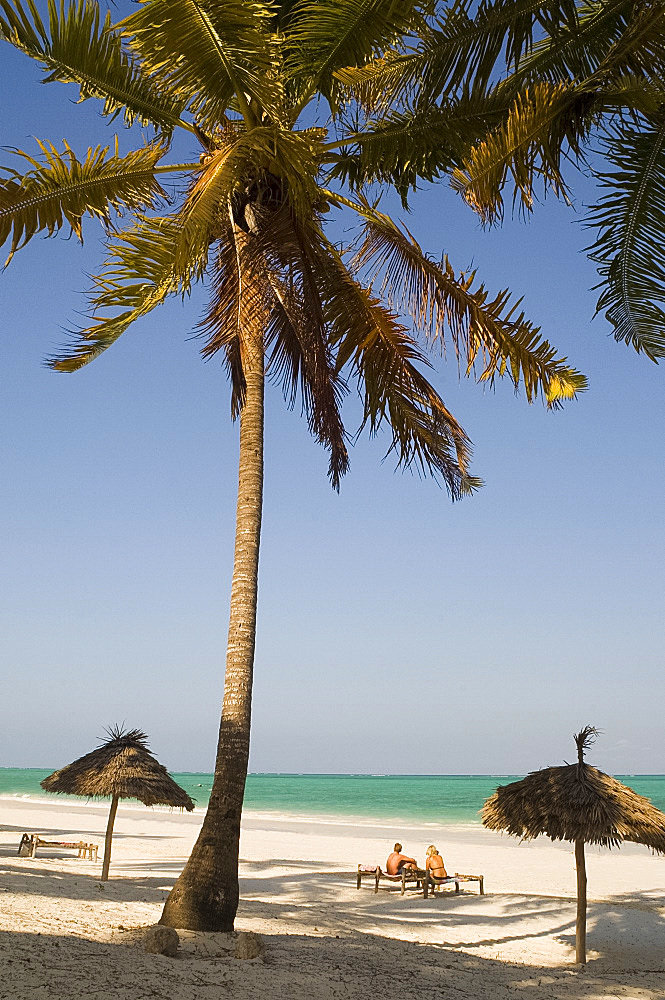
(0, 924, 661, 1000)
(236, 868, 665, 974)
(554, 890, 665, 970)
(3, 858, 664, 978)
(0, 860, 179, 904)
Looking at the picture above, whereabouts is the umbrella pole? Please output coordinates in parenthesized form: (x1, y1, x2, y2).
(575, 838, 587, 963)
(101, 794, 119, 881)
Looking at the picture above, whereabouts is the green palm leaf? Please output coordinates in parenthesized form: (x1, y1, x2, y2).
(0, 0, 188, 132)
(0, 139, 167, 263)
(450, 82, 597, 222)
(587, 113, 665, 359)
(335, 0, 581, 109)
(119, 0, 279, 129)
(451, 74, 662, 223)
(48, 215, 209, 371)
(327, 92, 506, 204)
(284, 0, 424, 109)
(348, 202, 587, 406)
(501, 0, 665, 95)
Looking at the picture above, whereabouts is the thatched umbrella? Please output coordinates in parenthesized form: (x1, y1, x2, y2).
(482, 727, 665, 963)
(41, 727, 195, 880)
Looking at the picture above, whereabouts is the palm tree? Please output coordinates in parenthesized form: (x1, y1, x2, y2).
(343, 0, 665, 358)
(0, 0, 585, 931)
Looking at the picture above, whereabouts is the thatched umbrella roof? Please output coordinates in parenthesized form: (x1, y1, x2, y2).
(41, 727, 195, 810)
(41, 727, 194, 880)
(482, 729, 665, 851)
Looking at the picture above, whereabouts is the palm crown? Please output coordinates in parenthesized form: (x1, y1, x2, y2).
(0, 0, 586, 496)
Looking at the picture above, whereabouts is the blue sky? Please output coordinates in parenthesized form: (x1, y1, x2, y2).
(1, 24, 663, 776)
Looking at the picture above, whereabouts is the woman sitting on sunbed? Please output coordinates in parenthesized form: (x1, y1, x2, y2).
(425, 844, 447, 881)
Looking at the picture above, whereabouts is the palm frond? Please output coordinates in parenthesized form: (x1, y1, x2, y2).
(451, 82, 598, 223)
(594, 0, 665, 84)
(586, 113, 665, 359)
(0, 139, 166, 264)
(349, 204, 586, 406)
(266, 290, 350, 488)
(119, 0, 278, 129)
(48, 214, 208, 370)
(284, 0, 424, 109)
(335, 0, 581, 108)
(312, 245, 479, 497)
(501, 0, 665, 96)
(450, 2, 665, 227)
(0, 0, 187, 132)
(256, 208, 350, 488)
(327, 92, 506, 205)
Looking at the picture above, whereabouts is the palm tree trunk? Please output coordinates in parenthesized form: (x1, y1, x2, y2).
(575, 838, 587, 963)
(159, 322, 264, 931)
(101, 794, 119, 881)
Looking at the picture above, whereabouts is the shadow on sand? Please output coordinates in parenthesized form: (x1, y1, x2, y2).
(0, 922, 662, 1000)
(2, 856, 664, 993)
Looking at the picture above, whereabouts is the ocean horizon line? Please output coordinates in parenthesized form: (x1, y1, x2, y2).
(2, 767, 664, 778)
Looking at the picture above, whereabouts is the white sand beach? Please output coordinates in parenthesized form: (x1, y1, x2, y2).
(1, 796, 664, 999)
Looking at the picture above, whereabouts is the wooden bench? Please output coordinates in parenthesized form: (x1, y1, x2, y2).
(18, 833, 98, 861)
(356, 864, 426, 895)
(423, 872, 484, 897)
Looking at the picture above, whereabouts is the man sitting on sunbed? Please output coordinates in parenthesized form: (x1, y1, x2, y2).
(386, 842, 418, 875)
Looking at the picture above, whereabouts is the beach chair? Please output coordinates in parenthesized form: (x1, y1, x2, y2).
(423, 871, 484, 897)
(18, 833, 98, 861)
(356, 864, 426, 894)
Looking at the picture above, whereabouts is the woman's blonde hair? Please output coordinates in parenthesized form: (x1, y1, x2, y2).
(426, 844, 438, 857)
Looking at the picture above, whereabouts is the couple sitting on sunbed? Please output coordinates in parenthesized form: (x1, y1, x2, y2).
(386, 842, 447, 878)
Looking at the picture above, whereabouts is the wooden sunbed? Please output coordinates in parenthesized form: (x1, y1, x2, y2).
(356, 864, 426, 894)
(18, 833, 98, 861)
(423, 871, 484, 897)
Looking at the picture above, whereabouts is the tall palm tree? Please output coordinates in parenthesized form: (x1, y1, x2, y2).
(343, 0, 665, 358)
(0, 0, 585, 930)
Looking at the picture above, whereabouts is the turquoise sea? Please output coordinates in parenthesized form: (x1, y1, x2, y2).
(2, 770, 665, 825)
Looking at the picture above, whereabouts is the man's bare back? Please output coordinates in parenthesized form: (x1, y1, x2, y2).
(386, 843, 417, 875)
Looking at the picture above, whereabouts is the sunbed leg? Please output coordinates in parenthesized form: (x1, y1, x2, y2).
(479, 877, 484, 895)
(30, 836, 38, 858)
(357, 867, 361, 890)
(401, 871, 406, 895)
(455, 880, 460, 893)
(375, 869, 380, 893)
(423, 875, 429, 899)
